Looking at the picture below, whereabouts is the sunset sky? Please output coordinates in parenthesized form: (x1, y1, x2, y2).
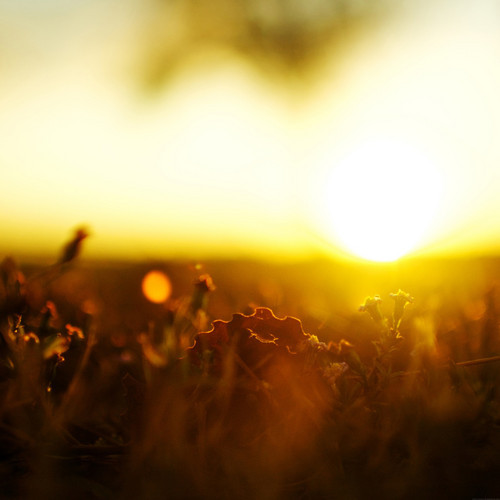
(1, 0, 500, 262)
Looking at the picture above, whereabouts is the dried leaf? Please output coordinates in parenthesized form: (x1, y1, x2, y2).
(188, 307, 331, 378)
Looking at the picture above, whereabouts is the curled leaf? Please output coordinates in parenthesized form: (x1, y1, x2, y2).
(188, 307, 330, 377)
(186, 307, 336, 452)
(191, 307, 311, 350)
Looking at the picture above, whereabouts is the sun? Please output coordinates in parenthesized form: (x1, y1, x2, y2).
(320, 139, 443, 262)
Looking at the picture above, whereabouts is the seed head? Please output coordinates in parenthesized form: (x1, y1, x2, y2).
(390, 289, 414, 329)
(359, 295, 385, 325)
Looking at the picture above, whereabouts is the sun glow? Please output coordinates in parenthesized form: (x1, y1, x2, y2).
(319, 139, 443, 262)
(1, 2, 500, 261)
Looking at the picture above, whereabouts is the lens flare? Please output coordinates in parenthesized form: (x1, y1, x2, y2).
(142, 270, 172, 304)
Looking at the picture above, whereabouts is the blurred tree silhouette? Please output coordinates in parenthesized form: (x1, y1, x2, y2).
(137, 0, 388, 90)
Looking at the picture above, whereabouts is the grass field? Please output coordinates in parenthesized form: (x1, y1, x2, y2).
(1, 244, 500, 499)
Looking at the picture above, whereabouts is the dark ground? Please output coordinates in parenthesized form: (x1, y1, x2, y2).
(1, 255, 499, 499)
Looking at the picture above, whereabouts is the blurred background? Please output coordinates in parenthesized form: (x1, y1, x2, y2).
(3, 5, 500, 499)
(1, 0, 500, 263)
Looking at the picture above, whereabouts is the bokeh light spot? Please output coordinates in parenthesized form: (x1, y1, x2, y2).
(142, 270, 172, 304)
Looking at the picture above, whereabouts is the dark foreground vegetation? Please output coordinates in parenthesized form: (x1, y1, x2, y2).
(1, 236, 500, 499)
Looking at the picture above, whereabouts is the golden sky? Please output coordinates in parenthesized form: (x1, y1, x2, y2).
(1, 0, 500, 262)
